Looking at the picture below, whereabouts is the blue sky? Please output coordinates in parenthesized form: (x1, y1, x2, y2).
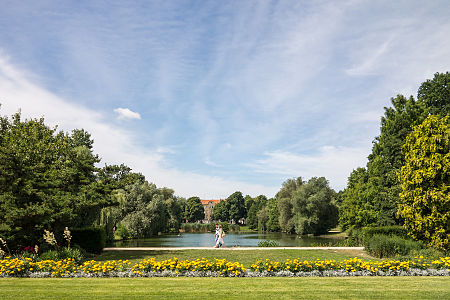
(1, 1, 450, 198)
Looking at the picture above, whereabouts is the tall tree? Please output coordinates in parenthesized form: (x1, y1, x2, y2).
(184, 197, 205, 223)
(418, 72, 450, 116)
(266, 198, 281, 232)
(212, 200, 229, 222)
(339, 95, 428, 229)
(291, 177, 338, 235)
(226, 191, 246, 223)
(276, 177, 303, 233)
(0, 112, 113, 247)
(246, 195, 267, 230)
(397, 115, 450, 250)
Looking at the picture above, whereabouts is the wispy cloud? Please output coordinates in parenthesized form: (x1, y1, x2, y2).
(114, 107, 141, 120)
(0, 54, 278, 198)
(248, 146, 369, 191)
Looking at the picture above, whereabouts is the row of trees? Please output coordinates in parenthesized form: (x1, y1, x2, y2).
(339, 72, 449, 250)
(212, 177, 339, 236)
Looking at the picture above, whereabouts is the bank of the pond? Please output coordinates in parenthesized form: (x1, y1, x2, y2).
(108, 232, 347, 248)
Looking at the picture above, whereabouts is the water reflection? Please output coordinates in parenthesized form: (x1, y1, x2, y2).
(109, 232, 343, 247)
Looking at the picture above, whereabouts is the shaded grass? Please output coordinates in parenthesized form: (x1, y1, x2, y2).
(94, 249, 377, 267)
(1, 277, 448, 299)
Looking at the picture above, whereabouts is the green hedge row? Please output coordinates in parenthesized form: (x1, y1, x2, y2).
(71, 227, 106, 254)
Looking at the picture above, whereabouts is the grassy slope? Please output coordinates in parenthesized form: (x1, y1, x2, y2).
(94, 249, 376, 266)
(1, 277, 449, 299)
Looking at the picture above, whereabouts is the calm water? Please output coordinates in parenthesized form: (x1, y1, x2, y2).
(108, 232, 343, 247)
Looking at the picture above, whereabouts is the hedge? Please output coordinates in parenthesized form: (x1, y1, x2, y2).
(71, 227, 106, 254)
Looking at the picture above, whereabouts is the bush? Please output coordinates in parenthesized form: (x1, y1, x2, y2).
(40, 250, 60, 261)
(71, 227, 106, 254)
(258, 240, 280, 247)
(116, 223, 130, 240)
(40, 247, 84, 263)
(365, 234, 424, 258)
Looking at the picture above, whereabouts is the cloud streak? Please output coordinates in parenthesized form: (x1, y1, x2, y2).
(0, 54, 278, 198)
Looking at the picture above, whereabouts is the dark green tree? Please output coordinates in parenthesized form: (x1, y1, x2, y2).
(226, 191, 246, 223)
(266, 198, 281, 232)
(0, 112, 114, 248)
(212, 199, 229, 221)
(184, 197, 205, 223)
(339, 95, 428, 229)
(246, 195, 268, 230)
(418, 72, 450, 116)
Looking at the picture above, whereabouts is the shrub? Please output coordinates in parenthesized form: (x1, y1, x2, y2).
(365, 234, 424, 258)
(40, 250, 60, 261)
(71, 227, 106, 254)
(57, 247, 84, 263)
(258, 240, 280, 247)
(116, 223, 130, 240)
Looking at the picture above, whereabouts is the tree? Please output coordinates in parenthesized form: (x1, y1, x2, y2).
(418, 72, 450, 116)
(266, 198, 281, 232)
(0, 112, 113, 248)
(246, 195, 267, 230)
(226, 191, 246, 223)
(339, 168, 378, 231)
(290, 177, 338, 235)
(397, 115, 450, 250)
(212, 200, 229, 221)
(339, 95, 428, 230)
(276, 177, 303, 233)
(184, 197, 205, 223)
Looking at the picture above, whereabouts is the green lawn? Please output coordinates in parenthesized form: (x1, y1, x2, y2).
(1, 277, 448, 299)
(94, 249, 376, 266)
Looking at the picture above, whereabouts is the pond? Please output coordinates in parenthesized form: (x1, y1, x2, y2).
(108, 232, 344, 248)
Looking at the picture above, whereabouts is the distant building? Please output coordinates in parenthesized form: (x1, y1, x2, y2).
(200, 199, 223, 222)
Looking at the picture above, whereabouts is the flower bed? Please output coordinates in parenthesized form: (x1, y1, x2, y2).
(0, 257, 449, 278)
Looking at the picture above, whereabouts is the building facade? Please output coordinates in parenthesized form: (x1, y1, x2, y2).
(200, 199, 223, 222)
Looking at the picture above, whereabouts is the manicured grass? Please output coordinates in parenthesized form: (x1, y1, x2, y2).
(94, 249, 377, 266)
(1, 277, 448, 299)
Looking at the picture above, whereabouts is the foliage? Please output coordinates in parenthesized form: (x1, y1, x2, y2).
(246, 195, 267, 230)
(276, 177, 338, 235)
(276, 177, 303, 233)
(226, 191, 246, 223)
(257, 240, 280, 247)
(71, 227, 106, 254)
(184, 197, 205, 223)
(115, 223, 130, 240)
(339, 168, 377, 231)
(340, 95, 428, 230)
(397, 115, 450, 250)
(364, 234, 424, 258)
(418, 72, 450, 116)
(0, 112, 115, 248)
(104, 181, 183, 239)
(40, 247, 84, 263)
(340, 73, 450, 231)
(212, 199, 229, 221)
(361, 226, 408, 241)
(266, 198, 281, 232)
